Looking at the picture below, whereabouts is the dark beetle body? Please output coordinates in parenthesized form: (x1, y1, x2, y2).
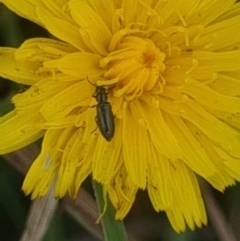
(93, 86, 115, 141)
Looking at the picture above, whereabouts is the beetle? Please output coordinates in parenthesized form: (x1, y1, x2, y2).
(91, 84, 115, 141)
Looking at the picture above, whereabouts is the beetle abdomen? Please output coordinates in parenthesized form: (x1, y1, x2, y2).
(96, 102, 115, 141)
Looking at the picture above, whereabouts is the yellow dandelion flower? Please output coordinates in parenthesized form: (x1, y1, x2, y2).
(1, 0, 240, 233)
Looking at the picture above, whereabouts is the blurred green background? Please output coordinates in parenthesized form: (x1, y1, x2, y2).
(0, 3, 240, 241)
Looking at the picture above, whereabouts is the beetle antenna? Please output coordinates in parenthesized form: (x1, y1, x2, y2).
(86, 76, 96, 86)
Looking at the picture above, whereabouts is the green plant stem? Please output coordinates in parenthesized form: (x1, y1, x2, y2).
(92, 180, 128, 241)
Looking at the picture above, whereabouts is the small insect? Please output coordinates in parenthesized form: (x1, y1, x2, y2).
(89, 80, 115, 141)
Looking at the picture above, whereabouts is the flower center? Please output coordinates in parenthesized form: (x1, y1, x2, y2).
(100, 36, 166, 99)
